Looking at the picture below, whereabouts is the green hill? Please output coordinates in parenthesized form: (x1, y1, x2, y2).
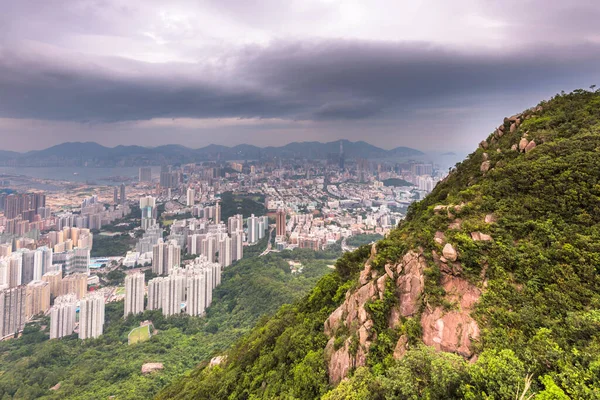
(158, 89, 600, 399)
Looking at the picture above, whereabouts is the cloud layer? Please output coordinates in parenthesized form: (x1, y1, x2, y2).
(0, 0, 599, 151)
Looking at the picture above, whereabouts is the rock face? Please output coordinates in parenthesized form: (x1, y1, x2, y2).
(210, 356, 225, 366)
(421, 275, 481, 358)
(519, 137, 529, 151)
(471, 232, 492, 241)
(525, 140, 536, 152)
(325, 251, 427, 384)
(141, 363, 164, 374)
(325, 248, 481, 383)
(442, 243, 458, 261)
(480, 161, 490, 173)
(434, 231, 446, 245)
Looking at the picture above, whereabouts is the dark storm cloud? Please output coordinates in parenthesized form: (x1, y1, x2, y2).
(1, 40, 600, 124)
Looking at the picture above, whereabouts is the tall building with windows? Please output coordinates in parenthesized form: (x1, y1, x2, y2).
(247, 214, 259, 244)
(152, 239, 181, 275)
(0, 286, 26, 339)
(124, 273, 145, 317)
(79, 292, 105, 340)
(186, 274, 206, 316)
(186, 188, 195, 207)
(66, 247, 90, 275)
(276, 208, 287, 237)
(214, 202, 221, 223)
(139, 167, 152, 182)
(61, 273, 88, 299)
(50, 293, 77, 339)
(113, 186, 119, 204)
(139, 196, 157, 230)
(231, 231, 243, 261)
(147, 277, 164, 311)
(25, 280, 50, 318)
(120, 183, 126, 205)
(218, 236, 232, 267)
(161, 275, 185, 317)
(42, 270, 63, 298)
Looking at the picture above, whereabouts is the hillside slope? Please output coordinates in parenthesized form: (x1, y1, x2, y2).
(158, 89, 600, 399)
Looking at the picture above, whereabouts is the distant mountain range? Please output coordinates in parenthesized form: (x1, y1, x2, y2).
(0, 140, 424, 167)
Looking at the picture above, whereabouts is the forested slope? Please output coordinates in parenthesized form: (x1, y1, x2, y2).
(159, 89, 600, 399)
(0, 252, 333, 399)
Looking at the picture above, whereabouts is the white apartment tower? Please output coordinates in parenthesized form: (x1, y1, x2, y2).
(124, 272, 145, 317)
(79, 292, 105, 340)
(152, 239, 181, 275)
(50, 294, 77, 339)
(186, 188, 195, 207)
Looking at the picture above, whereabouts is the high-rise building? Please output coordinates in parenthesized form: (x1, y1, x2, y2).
(79, 292, 105, 340)
(276, 209, 287, 237)
(139, 196, 157, 230)
(147, 277, 164, 311)
(152, 239, 181, 275)
(66, 248, 90, 275)
(186, 188, 195, 207)
(247, 214, 259, 244)
(61, 273, 88, 299)
(120, 183, 126, 206)
(186, 274, 206, 316)
(0, 286, 26, 339)
(42, 270, 63, 298)
(124, 273, 145, 317)
(218, 236, 232, 267)
(228, 214, 243, 234)
(8, 254, 22, 288)
(25, 280, 50, 318)
(161, 275, 185, 317)
(50, 294, 77, 339)
(231, 231, 243, 261)
(200, 235, 217, 263)
(214, 202, 221, 223)
(113, 186, 119, 204)
(0, 244, 12, 257)
(139, 167, 152, 182)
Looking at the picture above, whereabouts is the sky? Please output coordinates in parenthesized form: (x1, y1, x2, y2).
(1, 0, 599, 153)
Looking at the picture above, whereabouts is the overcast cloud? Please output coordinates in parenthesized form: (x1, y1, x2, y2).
(0, 0, 599, 152)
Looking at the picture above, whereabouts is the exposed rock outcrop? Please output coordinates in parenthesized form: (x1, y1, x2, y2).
(471, 232, 492, 241)
(421, 275, 481, 358)
(480, 161, 490, 173)
(434, 231, 445, 245)
(519, 137, 529, 151)
(525, 140, 536, 152)
(141, 363, 164, 374)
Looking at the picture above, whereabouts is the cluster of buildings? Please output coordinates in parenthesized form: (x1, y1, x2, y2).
(124, 255, 222, 318)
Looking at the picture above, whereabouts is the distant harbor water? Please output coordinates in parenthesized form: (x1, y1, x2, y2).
(0, 166, 161, 186)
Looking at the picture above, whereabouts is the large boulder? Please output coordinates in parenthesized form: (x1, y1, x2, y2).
(480, 161, 491, 173)
(519, 137, 529, 151)
(141, 363, 164, 374)
(525, 140, 537, 153)
(442, 243, 458, 261)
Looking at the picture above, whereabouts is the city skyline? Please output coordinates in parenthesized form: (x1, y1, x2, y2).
(1, 1, 599, 152)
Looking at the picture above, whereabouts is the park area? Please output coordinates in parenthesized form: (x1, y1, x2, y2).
(128, 324, 152, 345)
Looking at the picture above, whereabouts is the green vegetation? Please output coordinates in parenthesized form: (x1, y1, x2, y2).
(382, 178, 413, 187)
(0, 251, 332, 399)
(159, 89, 600, 399)
(220, 191, 266, 221)
(346, 233, 384, 247)
(90, 233, 136, 257)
